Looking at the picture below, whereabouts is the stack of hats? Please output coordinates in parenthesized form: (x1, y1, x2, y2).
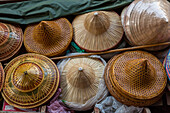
(122, 0, 170, 51)
(0, 22, 23, 61)
(24, 18, 73, 57)
(72, 11, 124, 52)
(58, 55, 108, 111)
(104, 51, 167, 106)
(1, 53, 60, 108)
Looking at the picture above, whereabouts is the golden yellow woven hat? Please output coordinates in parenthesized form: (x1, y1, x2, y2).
(24, 18, 73, 57)
(104, 51, 167, 106)
(0, 22, 23, 61)
(123, 0, 170, 51)
(1, 53, 60, 108)
(58, 56, 108, 111)
(0, 63, 4, 92)
(72, 11, 123, 52)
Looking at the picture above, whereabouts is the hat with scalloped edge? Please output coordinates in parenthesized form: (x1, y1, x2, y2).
(0, 22, 23, 61)
(1, 53, 60, 109)
(24, 18, 73, 57)
(72, 11, 123, 52)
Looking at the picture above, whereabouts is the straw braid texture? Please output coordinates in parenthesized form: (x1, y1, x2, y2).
(104, 55, 164, 106)
(60, 57, 105, 104)
(123, 0, 170, 51)
(24, 18, 73, 57)
(1, 53, 60, 109)
(0, 22, 23, 61)
(73, 11, 123, 52)
(0, 63, 4, 92)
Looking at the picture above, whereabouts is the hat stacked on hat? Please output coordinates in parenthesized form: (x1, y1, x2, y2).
(0, 22, 23, 61)
(72, 11, 124, 52)
(1, 53, 60, 108)
(123, 0, 170, 51)
(104, 51, 167, 106)
(58, 55, 108, 111)
(24, 18, 73, 57)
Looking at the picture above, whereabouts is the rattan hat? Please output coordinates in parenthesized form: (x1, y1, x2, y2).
(72, 11, 123, 52)
(0, 22, 23, 61)
(58, 55, 108, 111)
(0, 63, 4, 92)
(123, 0, 170, 51)
(24, 18, 73, 57)
(104, 51, 167, 106)
(1, 53, 60, 109)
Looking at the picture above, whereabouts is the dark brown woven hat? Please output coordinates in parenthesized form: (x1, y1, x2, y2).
(0, 22, 23, 61)
(24, 18, 73, 57)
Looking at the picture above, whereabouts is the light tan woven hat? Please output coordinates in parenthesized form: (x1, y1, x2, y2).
(73, 11, 124, 52)
(0, 22, 23, 61)
(104, 51, 167, 106)
(24, 18, 73, 57)
(123, 0, 170, 51)
(58, 55, 108, 111)
(1, 53, 60, 108)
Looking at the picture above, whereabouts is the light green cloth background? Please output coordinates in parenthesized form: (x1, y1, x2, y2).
(0, 0, 134, 24)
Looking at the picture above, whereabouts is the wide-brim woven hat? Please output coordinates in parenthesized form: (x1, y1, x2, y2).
(24, 18, 73, 57)
(72, 11, 124, 52)
(1, 53, 60, 108)
(123, 0, 170, 51)
(104, 51, 167, 106)
(58, 55, 108, 111)
(0, 22, 23, 61)
(0, 63, 4, 92)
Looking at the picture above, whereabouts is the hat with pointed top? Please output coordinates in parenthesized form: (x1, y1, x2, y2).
(72, 11, 123, 52)
(123, 0, 170, 51)
(24, 18, 73, 57)
(1, 53, 60, 108)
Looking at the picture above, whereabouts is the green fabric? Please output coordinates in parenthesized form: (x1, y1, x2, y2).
(0, 0, 133, 24)
(70, 42, 86, 53)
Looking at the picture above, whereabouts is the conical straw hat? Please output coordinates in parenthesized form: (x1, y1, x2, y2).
(73, 11, 123, 52)
(104, 51, 167, 106)
(0, 63, 4, 92)
(58, 56, 107, 111)
(0, 22, 23, 61)
(24, 18, 73, 57)
(123, 0, 170, 51)
(1, 53, 60, 108)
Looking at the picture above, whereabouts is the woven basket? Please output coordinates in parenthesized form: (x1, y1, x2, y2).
(104, 51, 167, 106)
(123, 0, 170, 51)
(73, 11, 123, 52)
(24, 18, 73, 57)
(1, 53, 60, 109)
(0, 22, 23, 61)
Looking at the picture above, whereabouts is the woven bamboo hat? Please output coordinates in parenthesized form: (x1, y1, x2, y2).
(104, 51, 167, 106)
(1, 53, 60, 108)
(123, 0, 170, 51)
(72, 11, 123, 52)
(0, 22, 23, 61)
(0, 63, 4, 92)
(24, 18, 73, 57)
(58, 56, 108, 111)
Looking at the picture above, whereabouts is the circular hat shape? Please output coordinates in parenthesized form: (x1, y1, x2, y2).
(73, 11, 124, 52)
(123, 0, 170, 51)
(0, 63, 4, 92)
(24, 18, 73, 57)
(110, 51, 167, 100)
(59, 57, 106, 110)
(1, 53, 60, 108)
(104, 55, 164, 106)
(0, 22, 23, 61)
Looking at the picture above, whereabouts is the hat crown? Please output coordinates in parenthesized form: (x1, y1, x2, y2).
(33, 21, 61, 46)
(124, 59, 155, 87)
(84, 11, 110, 35)
(12, 62, 44, 92)
(67, 66, 95, 89)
